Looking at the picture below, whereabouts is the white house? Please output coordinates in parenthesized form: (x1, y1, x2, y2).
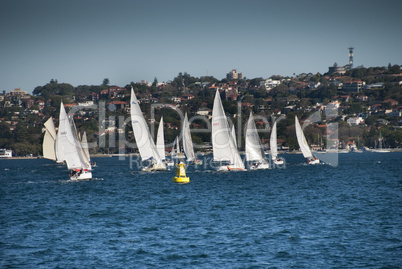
(260, 79, 281, 91)
(196, 107, 211, 116)
(347, 117, 364, 126)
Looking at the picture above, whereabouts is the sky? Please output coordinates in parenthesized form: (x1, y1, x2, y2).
(1, 0, 401, 93)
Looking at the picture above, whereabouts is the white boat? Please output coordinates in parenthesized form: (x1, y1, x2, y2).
(270, 119, 284, 165)
(245, 112, 269, 170)
(182, 112, 202, 165)
(295, 116, 319, 165)
(211, 89, 245, 171)
(130, 87, 166, 171)
(57, 102, 92, 180)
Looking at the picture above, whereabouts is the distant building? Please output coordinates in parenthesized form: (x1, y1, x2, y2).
(342, 81, 365, 92)
(181, 94, 194, 101)
(170, 96, 181, 103)
(36, 100, 45, 110)
(328, 63, 346, 75)
(347, 117, 364, 126)
(100, 86, 126, 98)
(364, 82, 384, 90)
(0, 149, 12, 158)
(226, 69, 243, 80)
(357, 95, 368, 102)
(224, 88, 238, 101)
(8, 88, 28, 97)
(91, 92, 99, 102)
(141, 80, 152, 87)
(196, 107, 211, 116)
(78, 101, 94, 107)
(25, 98, 34, 109)
(108, 101, 128, 110)
(260, 79, 281, 91)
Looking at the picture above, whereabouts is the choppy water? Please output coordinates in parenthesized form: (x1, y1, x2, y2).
(1, 152, 401, 268)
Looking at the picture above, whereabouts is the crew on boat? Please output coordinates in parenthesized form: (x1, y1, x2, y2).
(308, 157, 318, 163)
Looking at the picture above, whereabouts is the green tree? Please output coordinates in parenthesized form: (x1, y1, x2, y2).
(152, 77, 158, 87)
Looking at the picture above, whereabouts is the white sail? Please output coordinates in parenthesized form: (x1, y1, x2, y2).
(130, 87, 165, 169)
(211, 89, 244, 170)
(245, 112, 268, 165)
(231, 124, 237, 148)
(270, 120, 278, 160)
(171, 138, 176, 157)
(81, 131, 91, 163)
(182, 113, 195, 161)
(295, 116, 313, 159)
(72, 120, 91, 169)
(55, 122, 65, 163)
(43, 117, 57, 161)
(156, 116, 166, 160)
(58, 102, 91, 170)
(176, 136, 181, 156)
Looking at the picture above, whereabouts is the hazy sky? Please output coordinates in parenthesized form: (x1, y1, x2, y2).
(1, 0, 401, 93)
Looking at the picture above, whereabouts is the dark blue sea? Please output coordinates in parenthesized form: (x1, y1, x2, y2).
(1, 152, 401, 268)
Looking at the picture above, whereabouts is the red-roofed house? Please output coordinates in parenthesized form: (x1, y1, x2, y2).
(108, 101, 128, 110)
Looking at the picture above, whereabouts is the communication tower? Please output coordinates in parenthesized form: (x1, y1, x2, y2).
(348, 47, 354, 69)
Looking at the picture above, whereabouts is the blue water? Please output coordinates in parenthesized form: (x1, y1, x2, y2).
(1, 153, 401, 268)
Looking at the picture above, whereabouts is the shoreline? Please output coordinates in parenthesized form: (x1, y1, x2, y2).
(2, 149, 402, 160)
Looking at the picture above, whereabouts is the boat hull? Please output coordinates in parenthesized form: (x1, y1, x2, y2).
(142, 164, 167, 172)
(217, 165, 246, 172)
(371, 149, 391, 153)
(308, 158, 320, 165)
(70, 171, 92, 180)
(249, 163, 270, 170)
(273, 159, 284, 165)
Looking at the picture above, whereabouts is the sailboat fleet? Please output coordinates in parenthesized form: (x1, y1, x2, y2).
(43, 87, 326, 178)
(43, 102, 93, 180)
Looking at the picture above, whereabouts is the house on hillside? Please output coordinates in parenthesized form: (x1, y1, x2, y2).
(342, 81, 366, 92)
(260, 79, 281, 91)
(347, 117, 364, 126)
(224, 88, 238, 101)
(108, 101, 128, 110)
(196, 107, 211, 116)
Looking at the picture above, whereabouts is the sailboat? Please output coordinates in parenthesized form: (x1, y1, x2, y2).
(156, 116, 174, 167)
(295, 116, 319, 165)
(81, 131, 96, 167)
(156, 116, 166, 160)
(372, 131, 390, 153)
(43, 117, 57, 161)
(57, 102, 92, 179)
(130, 87, 166, 171)
(172, 136, 183, 159)
(182, 112, 202, 165)
(270, 119, 284, 165)
(211, 89, 245, 171)
(245, 112, 269, 169)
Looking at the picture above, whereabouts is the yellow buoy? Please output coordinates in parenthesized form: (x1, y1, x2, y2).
(173, 161, 189, 183)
